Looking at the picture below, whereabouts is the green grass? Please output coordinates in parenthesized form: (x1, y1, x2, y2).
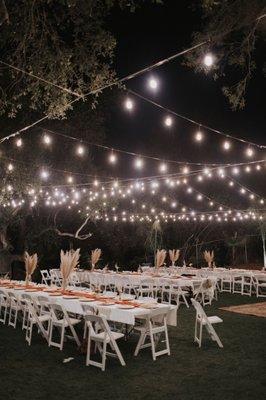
(1, 294, 266, 400)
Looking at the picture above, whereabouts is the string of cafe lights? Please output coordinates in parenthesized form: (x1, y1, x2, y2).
(124, 88, 266, 151)
(2, 147, 265, 209)
(1, 17, 266, 150)
(8, 126, 266, 173)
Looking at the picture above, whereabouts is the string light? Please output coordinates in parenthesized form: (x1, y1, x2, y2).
(148, 77, 158, 90)
(76, 145, 85, 156)
(7, 163, 14, 172)
(203, 53, 214, 67)
(223, 140, 231, 150)
(195, 130, 203, 142)
(109, 153, 117, 164)
(124, 98, 134, 110)
(164, 116, 173, 127)
(134, 157, 144, 169)
(246, 147, 254, 158)
(67, 176, 74, 184)
(43, 134, 52, 145)
(159, 163, 168, 173)
(40, 169, 49, 180)
(15, 138, 23, 147)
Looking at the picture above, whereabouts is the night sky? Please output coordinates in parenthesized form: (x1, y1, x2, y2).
(104, 0, 265, 177)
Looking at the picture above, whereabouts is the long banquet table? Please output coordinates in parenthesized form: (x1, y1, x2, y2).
(0, 283, 177, 326)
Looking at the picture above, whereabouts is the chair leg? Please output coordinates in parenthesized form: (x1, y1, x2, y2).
(60, 325, 65, 350)
(149, 326, 156, 361)
(86, 333, 91, 366)
(101, 340, 107, 371)
(69, 323, 81, 347)
(134, 330, 146, 356)
(110, 338, 126, 366)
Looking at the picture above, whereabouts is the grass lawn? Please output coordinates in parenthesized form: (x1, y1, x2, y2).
(0, 293, 265, 400)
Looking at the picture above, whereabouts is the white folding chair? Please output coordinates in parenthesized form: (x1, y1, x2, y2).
(137, 278, 156, 298)
(0, 289, 9, 324)
(50, 269, 62, 286)
(220, 273, 232, 292)
(24, 297, 50, 346)
(134, 306, 170, 360)
(194, 279, 216, 306)
(85, 314, 125, 371)
(69, 272, 81, 287)
(81, 303, 97, 339)
(253, 274, 266, 297)
(40, 270, 51, 286)
(242, 273, 253, 296)
(48, 303, 81, 350)
(232, 273, 243, 294)
(8, 291, 22, 328)
(191, 298, 223, 348)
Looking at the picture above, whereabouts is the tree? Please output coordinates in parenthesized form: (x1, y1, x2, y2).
(186, 0, 266, 110)
(0, 0, 161, 118)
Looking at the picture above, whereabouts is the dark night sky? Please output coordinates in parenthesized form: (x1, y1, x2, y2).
(103, 0, 265, 178)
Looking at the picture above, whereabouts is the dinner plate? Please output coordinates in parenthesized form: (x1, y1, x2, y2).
(79, 298, 95, 302)
(25, 289, 40, 292)
(97, 302, 115, 306)
(49, 293, 62, 297)
(116, 304, 135, 309)
(14, 287, 24, 290)
(63, 295, 78, 299)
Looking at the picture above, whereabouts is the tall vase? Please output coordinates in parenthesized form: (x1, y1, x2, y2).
(25, 274, 30, 286)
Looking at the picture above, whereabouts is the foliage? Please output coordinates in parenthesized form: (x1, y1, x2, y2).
(185, 0, 266, 109)
(0, 0, 161, 118)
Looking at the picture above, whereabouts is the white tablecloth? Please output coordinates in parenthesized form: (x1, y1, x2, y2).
(2, 286, 177, 326)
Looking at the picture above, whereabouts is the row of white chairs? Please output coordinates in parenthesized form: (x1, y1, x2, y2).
(0, 289, 174, 370)
(41, 269, 219, 308)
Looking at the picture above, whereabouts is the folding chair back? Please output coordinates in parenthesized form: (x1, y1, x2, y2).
(191, 298, 223, 348)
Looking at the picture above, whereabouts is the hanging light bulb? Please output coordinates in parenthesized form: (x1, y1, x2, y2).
(124, 98, 133, 110)
(40, 169, 49, 180)
(195, 130, 203, 142)
(245, 147, 254, 158)
(134, 157, 144, 169)
(164, 116, 173, 127)
(223, 140, 231, 150)
(67, 176, 74, 184)
(76, 145, 85, 156)
(43, 134, 52, 145)
(109, 152, 117, 164)
(183, 166, 190, 174)
(7, 163, 14, 172)
(148, 77, 158, 90)
(159, 163, 168, 173)
(16, 138, 23, 147)
(203, 53, 214, 67)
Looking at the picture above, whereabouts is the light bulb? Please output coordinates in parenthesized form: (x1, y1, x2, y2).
(223, 140, 231, 150)
(148, 77, 158, 90)
(67, 176, 74, 183)
(76, 145, 85, 156)
(40, 170, 49, 180)
(203, 53, 214, 67)
(109, 153, 117, 164)
(43, 134, 51, 145)
(125, 98, 133, 110)
(246, 147, 254, 158)
(159, 163, 167, 173)
(16, 138, 23, 147)
(195, 130, 203, 142)
(134, 158, 143, 169)
(164, 116, 173, 127)
(7, 163, 14, 172)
